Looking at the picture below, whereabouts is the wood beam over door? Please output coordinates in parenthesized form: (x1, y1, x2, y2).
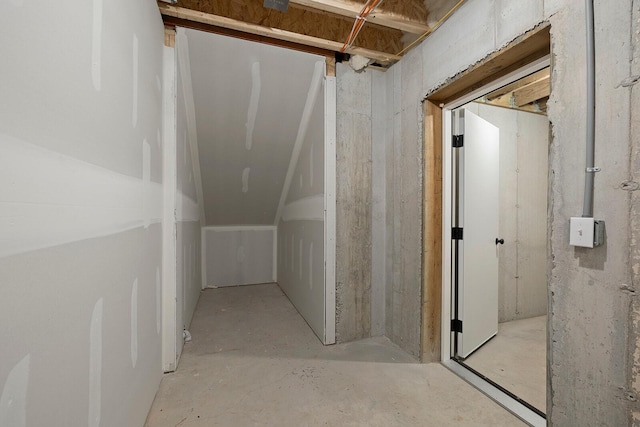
(163, 16, 335, 59)
(158, 3, 401, 64)
(428, 23, 551, 105)
(289, 0, 430, 34)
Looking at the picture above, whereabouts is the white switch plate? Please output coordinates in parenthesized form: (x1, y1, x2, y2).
(570, 217, 595, 248)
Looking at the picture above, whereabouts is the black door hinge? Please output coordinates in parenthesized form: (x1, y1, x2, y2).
(451, 319, 463, 333)
(452, 134, 464, 148)
(452, 227, 463, 240)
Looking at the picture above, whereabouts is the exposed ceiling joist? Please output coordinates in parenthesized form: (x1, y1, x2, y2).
(159, 3, 401, 63)
(475, 68, 550, 114)
(486, 68, 548, 101)
(513, 75, 550, 107)
(288, 0, 430, 34)
(164, 16, 336, 58)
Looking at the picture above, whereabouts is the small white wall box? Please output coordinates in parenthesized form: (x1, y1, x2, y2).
(569, 217, 605, 248)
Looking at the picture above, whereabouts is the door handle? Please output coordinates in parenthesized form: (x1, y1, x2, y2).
(495, 238, 504, 245)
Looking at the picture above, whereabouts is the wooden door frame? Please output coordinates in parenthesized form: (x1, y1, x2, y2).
(420, 23, 551, 363)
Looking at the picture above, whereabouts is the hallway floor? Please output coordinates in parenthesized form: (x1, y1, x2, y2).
(145, 283, 524, 426)
(465, 315, 547, 412)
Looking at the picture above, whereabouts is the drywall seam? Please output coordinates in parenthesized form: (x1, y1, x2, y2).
(242, 167, 250, 193)
(91, 0, 102, 91)
(245, 62, 261, 151)
(299, 238, 303, 280)
(310, 143, 314, 188)
(176, 28, 206, 225)
(88, 298, 102, 427)
(281, 194, 324, 222)
(155, 268, 161, 335)
(131, 279, 138, 368)
(0, 134, 163, 259)
(201, 227, 207, 289)
(290, 234, 294, 273)
(132, 34, 139, 128)
(143, 140, 151, 228)
(309, 241, 314, 290)
(203, 225, 277, 232)
(273, 60, 325, 225)
(0, 354, 30, 427)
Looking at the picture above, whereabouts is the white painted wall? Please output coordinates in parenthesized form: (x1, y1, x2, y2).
(277, 62, 326, 341)
(203, 227, 275, 287)
(0, 0, 164, 426)
(465, 103, 549, 323)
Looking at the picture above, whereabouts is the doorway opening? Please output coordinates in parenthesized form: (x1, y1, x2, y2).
(420, 22, 551, 427)
(161, 26, 337, 372)
(442, 57, 550, 426)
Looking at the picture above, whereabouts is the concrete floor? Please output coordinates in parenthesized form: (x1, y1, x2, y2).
(145, 283, 525, 426)
(464, 315, 547, 413)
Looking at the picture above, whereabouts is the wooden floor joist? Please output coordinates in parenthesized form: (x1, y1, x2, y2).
(289, 0, 430, 34)
(159, 3, 402, 64)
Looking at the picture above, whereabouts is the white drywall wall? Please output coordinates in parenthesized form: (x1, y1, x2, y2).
(184, 29, 325, 226)
(465, 103, 549, 323)
(203, 227, 275, 287)
(277, 62, 326, 341)
(175, 31, 202, 363)
(0, 0, 164, 426)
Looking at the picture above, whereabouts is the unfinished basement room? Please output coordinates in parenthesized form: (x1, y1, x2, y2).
(1, 0, 639, 426)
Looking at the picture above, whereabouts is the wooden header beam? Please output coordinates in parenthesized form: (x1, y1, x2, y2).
(428, 23, 551, 105)
(163, 16, 335, 59)
(158, 3, 401, 64)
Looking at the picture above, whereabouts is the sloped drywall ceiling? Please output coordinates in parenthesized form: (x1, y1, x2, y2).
(184, 29, 324, 225)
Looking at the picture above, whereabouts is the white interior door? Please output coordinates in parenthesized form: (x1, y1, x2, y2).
(455, 108, 500, 359)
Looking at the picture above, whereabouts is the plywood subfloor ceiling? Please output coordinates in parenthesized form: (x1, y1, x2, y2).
(158, 0, 464, 67)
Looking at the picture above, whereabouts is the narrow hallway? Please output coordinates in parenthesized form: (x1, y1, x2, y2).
(145, 284, 524, 426)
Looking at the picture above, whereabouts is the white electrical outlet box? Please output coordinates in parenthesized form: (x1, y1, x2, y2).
(570, 217, 605, 248)
(570, 217, 594, 247)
